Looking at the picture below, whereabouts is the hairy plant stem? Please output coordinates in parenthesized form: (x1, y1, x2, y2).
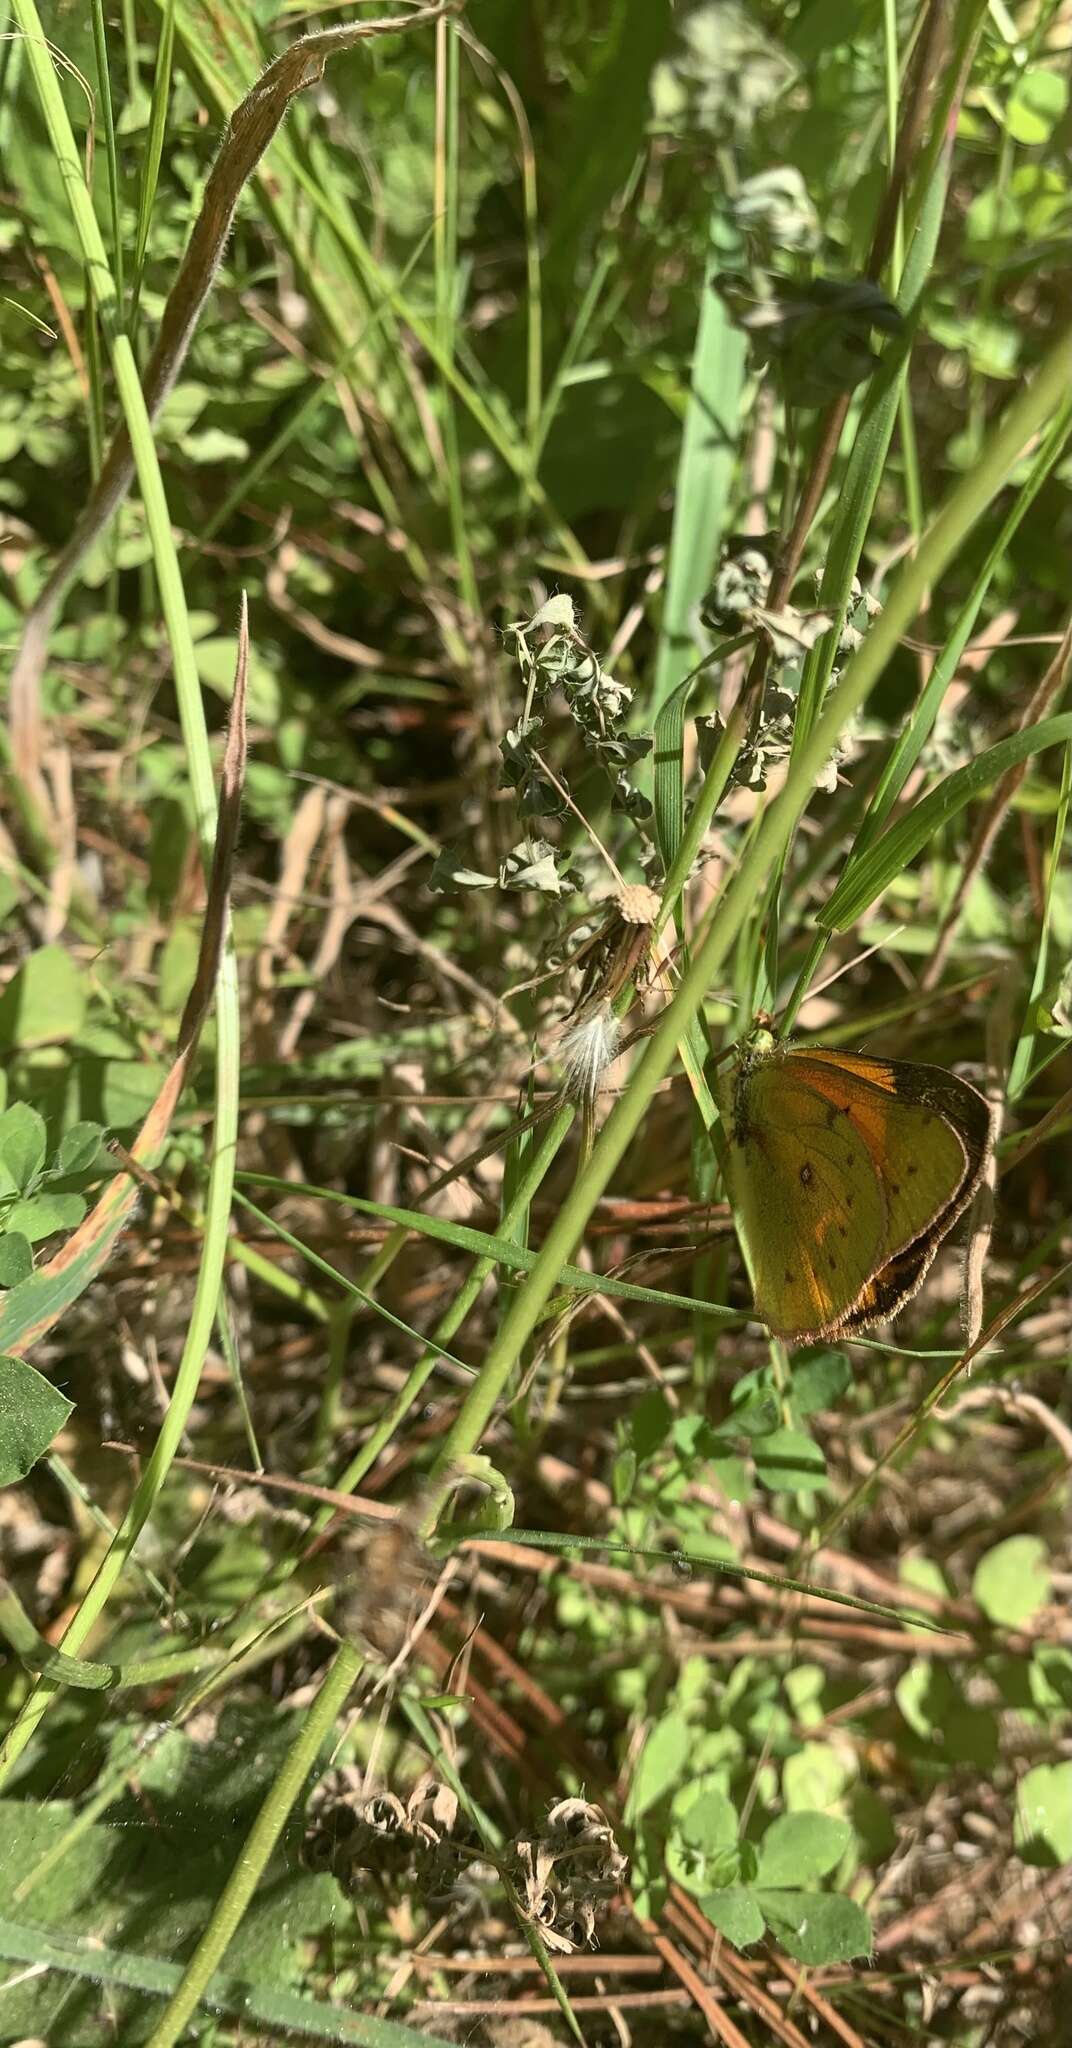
(145, 1642, 362, 2048)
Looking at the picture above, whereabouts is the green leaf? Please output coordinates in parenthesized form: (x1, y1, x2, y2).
(679, 1788, 738, 1853)
(753, 1427, 827, 1493)
(668, 1788, 741, 1896)
(157, 379, 211, 438)
(611, 1447, 637, 1503)
(1005, 68, 1068, 146)
(626, 1710, 691, 1820)
(789, 1351, 851, 1418)
(784, 1664, 826, 1726)
(899, 1553, 952, 1607)
(0, 1103, 48, 1192)
(895, 1663, 998, 1764)
(782, 1741, 855, 1812)
(1029, 1647, 1072, 1716)
(672, 1761, 733, 1814)
(0, 1235, 33, 1289)
(181, 426, 250, 464)
(700, 1887, 766, 1948)
(0, 946, 86, 1049)
(706, 1448, 753, 1505)
(650, 203, 746, 852)
(631, 1388, 674, 1457)
(755, 1811, 850, 1887)
(1014, 1762, 1072, 1865)
(195, 635, 279, 721)
(851, 1785, 897, 1861)
(896, 1659, 950, 1739)
(973, 1535, 1051, 1627)
(55, 1121, 106, 1176)
(100, 1059, 169, 1128)
(758, 1890, 872, 1965)
(0, 1354, 73, 1483)
(4, 1192, 86, 1243)
(0, 1712, 369, 2044)
(945, 1703, 1000, 1768)
(157, 919, 201, 1015)
(728, 1368, 781, 1438)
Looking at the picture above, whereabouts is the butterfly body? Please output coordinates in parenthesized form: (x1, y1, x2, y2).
(719, 1031, 994, 1342)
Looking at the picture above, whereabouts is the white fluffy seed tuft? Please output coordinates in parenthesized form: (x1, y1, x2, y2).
(559, 1005, 621, 1102)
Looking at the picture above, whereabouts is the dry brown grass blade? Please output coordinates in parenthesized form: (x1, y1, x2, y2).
(0, 601, 249, 1357)
(644, 1926, 755, 2046)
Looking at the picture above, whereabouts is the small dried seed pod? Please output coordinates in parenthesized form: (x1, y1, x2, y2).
(407, 1775, 460, 1846)
(554, 1898, 597, 1952)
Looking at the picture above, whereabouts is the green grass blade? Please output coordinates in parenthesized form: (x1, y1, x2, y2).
(144, 1643, 362, 2048)
(129, 0, 175, 332)
(819, 714, 1072, 929)
(794, 141, 950, 742)
(236, 1175, 735, 1324)
(651, 207, 746, 858)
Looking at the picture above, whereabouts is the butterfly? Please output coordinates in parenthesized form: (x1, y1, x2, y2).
(717, 1025, 994, 1342)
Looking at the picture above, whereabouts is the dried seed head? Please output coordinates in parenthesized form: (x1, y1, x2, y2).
(615, 883, 660, 927)
(509, 1801, 627, 1951)
(555, 1898, 597, 1951)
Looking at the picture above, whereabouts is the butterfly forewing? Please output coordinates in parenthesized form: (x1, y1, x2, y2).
(785, 1052, 972, 1264)
(727, 1061, 888, 1339)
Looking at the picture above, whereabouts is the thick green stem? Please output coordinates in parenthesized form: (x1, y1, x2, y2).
(146, 1642, 362, 2048)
